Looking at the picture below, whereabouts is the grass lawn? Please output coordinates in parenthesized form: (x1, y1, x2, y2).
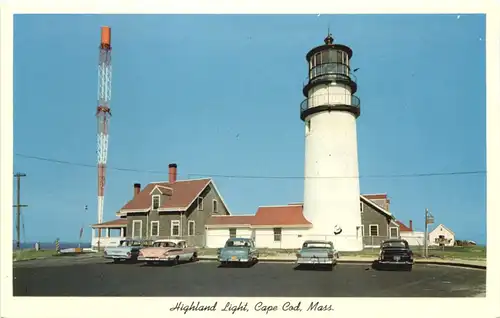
(197, 246, 486, 260)
(13, 249, 58, 261)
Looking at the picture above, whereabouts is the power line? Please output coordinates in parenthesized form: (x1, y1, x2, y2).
(15, 153, 486, 180)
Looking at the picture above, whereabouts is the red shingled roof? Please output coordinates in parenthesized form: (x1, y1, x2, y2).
(120, 179, 211, 212)
(395, 220, 412, 232)
(363, 193, 387, 200)
(92, 218, 127, 228)
(253, 205, 311, 226)
(207, 205, 311, 228)
(207, 215, 255, 226)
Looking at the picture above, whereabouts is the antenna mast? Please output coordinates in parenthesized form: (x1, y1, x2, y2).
(96, 26, 112, 248)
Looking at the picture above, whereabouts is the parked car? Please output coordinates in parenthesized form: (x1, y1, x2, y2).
(375, 239, 414, 271)
(218, 237, 259, 266)
(137, 239, 198, 265)
(103, 239, 143, 263)
(295, 240, 339, 269)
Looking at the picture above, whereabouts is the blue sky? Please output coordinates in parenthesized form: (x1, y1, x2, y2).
(13, 14, 486, 244)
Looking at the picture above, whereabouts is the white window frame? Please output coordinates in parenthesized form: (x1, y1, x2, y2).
(132, 220, 143, 238)
(150, 221, 159, 237)
(212, 199, 219, 213)
(229, 228, 236, 238)
(170, 220, 180, 237)
(152, 195, 160, 210)
(273, 227, 282, 242)
(369, 224, 379, 237)
(188, 220, 195, 236)
(389, 227, 399, 238)
(197, 197, 204, 211)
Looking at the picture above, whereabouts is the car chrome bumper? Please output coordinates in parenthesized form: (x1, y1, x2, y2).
(379, 260, 413, 265)
(219, 258, 250, 262)
(138, 256, 171, 261)
(296, 258, 334, 265)
(105, 255, 131, 259)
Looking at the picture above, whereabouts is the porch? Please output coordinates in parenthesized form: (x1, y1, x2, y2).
(90, 218, 127, 250)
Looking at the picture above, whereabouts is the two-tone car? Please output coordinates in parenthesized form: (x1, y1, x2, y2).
(138, 239, 198, 265)
(375, 239, 414, 271)
(103, 239, 144, 263)
(295, 240, 339, 269)
(218, 237, 259, 267)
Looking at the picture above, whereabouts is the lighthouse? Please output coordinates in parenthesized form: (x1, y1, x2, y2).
(300, 33, 363, 252)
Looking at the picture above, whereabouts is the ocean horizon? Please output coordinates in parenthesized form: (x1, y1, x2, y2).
(13, 241, 91, 250)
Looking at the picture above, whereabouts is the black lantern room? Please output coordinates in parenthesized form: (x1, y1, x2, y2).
(299, 33, 361, 121)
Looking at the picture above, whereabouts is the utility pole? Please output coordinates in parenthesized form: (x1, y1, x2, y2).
(13, 173, 27, 250)
(424, 208, 434, 258)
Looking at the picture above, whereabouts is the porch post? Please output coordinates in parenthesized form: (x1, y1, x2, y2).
(120, 227, 124, 237)
(106, 228, 110, 238)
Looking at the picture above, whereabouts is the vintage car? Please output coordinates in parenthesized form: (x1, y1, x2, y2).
(295, 240, 339, 268)
(103, 239, 144, 263)
(375, 239, 414, 271)
(137, 239, 198, 265)
(218, 237, 259, 266)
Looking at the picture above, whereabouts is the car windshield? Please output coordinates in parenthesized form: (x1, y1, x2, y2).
(303, 242, 332, 249)
(225, 240, 250, 247)
(382, 241, 407, 248)
(153, 241, 177, 248)
(120, 240, 142, 247)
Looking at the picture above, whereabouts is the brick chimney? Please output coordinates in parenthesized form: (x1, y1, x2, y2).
(133, 183, 141, 197)
(409, 220, 413, 231)
(169, 163, 177, 183)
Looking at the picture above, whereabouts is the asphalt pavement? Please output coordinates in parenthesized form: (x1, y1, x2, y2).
(13, 259, 486, 297)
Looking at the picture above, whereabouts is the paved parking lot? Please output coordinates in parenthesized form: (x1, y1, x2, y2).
(13, 260, 486, 297)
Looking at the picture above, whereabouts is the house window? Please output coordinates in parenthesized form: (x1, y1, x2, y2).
(273, 228, 282, 242)
(360, 202, 363, 213)
(132, 220, 142, 238)
(212, 200, 218, 213)
(188, 220, 195, 236)
(229, 228, 236, 238)
(150, 221, 159, 237)
(369, 224, 379, 236)
(152, 195, 160, 210)
(171, 220, 180, 237)
(197, 197, 204, 211)
(389, 227, 398, 238)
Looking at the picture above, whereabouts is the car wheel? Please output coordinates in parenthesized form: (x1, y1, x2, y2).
(113, 259, 120, 263)
(406, 265, 413, 272)
(173, 256, 180, 265)
(190, 253, 198, 262)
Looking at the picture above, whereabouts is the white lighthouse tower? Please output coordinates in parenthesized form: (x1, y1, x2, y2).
(301, 33, 363, 251)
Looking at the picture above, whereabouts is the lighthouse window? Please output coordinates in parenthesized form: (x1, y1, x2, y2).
(306, 120, 311, 133)
(313, 53, 322, 67)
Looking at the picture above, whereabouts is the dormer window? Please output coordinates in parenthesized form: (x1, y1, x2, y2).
(152, 195, 160, 210)
(197, 197, 204, 211)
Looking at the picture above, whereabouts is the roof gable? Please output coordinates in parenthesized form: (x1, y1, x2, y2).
(360, 195, 393, 219)
(120, 179, 211, 213)
(431, 224, 455, 236)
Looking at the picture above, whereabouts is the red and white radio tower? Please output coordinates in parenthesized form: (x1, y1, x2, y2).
(96, 26, 112, 247)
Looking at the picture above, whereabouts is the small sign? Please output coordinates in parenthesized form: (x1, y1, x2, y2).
(426, 216, 435, 224)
